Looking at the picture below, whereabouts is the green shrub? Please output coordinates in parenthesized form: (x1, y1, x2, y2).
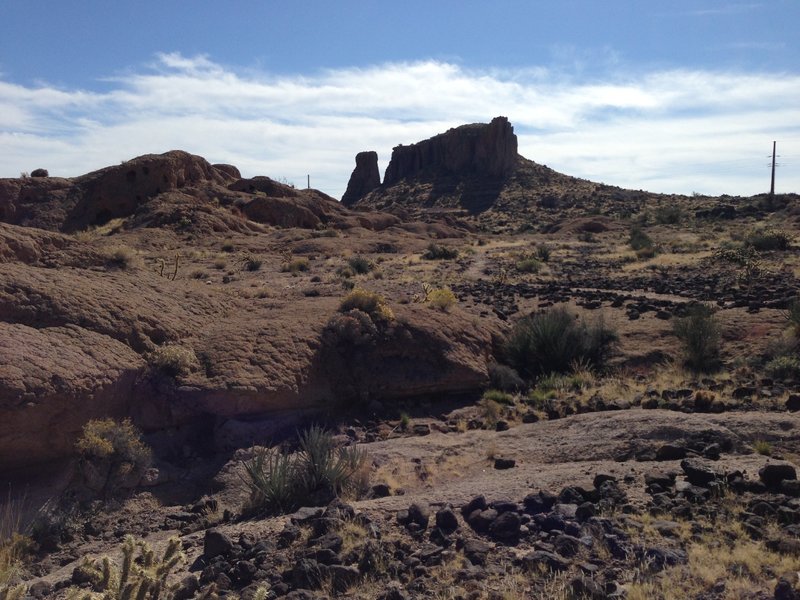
(422, 243, 458, 260)
(673, 304, 721, 372)
(765, 355, 800, 380)
(786, 299, 800, 337)
(745, 228, 791, 251)
(339, 288, 394, 322)
(75, 419, 152, 496)
(347, 255, 373, 274)
(243, 426, 368, 515)
(426, 287, 457, 311)
(482, 389, 514, 406)
(535, 244, 552, 262)
(515, 257, 541, 274)
(629, 226, 654, 251)
(503, 306, 618, 379)
(654, 205, 682, 225)
(241, 255, 263, 271)
(753, 440, 772, 456)
(1, 492, 31, 589)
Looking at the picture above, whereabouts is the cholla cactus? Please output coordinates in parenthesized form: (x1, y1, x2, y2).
(67, 535, 184, 600)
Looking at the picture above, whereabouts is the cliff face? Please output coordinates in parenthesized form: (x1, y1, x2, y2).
(382, 116, 518, 186)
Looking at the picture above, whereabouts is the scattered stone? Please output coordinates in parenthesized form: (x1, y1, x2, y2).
(494, 457, 516, 470)
(760, 464, 798, 489)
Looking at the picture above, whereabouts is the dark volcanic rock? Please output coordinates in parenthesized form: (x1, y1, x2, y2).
(341, 151, 381, 206)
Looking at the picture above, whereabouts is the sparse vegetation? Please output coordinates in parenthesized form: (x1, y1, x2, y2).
(765, 355, 800, 380)
(75, 418, 152, 496)
(672, 304, 721, 372)
(503, 306, 618, 379)
(629, 226, 654, 251)
(426, 287, 457, 311)
(281, 257, 310, 273)
(1, 493, 31, 588)
(102, 246, 138, 269)
(148, 344, 198, 377)
(422, 243, 459, 260)
(654, 204, 682, 225)
(515, 256, 541, 273)
(243, 425, 369, 515)
(745, 227, 791, 251)
(347, 255, 373, 274)
(67, 535, 184, 600)
(338, 288, 394, 322)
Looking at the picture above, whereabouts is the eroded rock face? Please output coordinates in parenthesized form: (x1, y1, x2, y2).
(383, 116, 518, 186)
(341, 151, 381, 206)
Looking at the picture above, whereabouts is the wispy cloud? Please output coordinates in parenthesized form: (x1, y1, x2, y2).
(1, 54, 798, 197)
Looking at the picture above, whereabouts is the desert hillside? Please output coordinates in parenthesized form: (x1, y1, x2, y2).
(2, 119, 800, 599)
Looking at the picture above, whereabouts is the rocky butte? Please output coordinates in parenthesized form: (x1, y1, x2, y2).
(342, 116, 518, 208)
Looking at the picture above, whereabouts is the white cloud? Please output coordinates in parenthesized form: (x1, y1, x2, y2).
(1, 54, 798, 197)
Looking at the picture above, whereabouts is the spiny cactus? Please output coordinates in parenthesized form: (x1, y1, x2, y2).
(67, 535, 184, 600)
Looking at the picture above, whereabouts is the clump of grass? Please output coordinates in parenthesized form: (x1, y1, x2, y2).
(75, 418, 152, 497)
(426, 287, 457, 311)
(422, 243, 459, 260)
(1, 492, 32, 588)
(482, 389, 515, 405)
(503, 306, 618, 379)
(281, 257, 310, 273)
(148, 344, 198, 377)
(673, 304, 720, 372)
(240, 254, 263, 271)
(753, 440, 772, 456)
(535, 244, 551, 262)
(339, 288, 394, 322)
(488, 363, 525, 392)
(347, 255, 373, 274)
(399, 412, 411, 431)
(785, 298, 800, 337)
(243, 425, 369, 515)
(103, 246, 138, 269)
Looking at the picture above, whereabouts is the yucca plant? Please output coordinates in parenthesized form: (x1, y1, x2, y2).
(242, 448, 301, 515)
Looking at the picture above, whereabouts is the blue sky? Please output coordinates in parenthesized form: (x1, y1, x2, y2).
(1, 0, 798, 197)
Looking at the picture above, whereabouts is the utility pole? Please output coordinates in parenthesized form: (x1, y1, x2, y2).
(770, 141, 776, 196)
(307, 174, 310, 189)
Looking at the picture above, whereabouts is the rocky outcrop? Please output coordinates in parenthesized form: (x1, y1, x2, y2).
(341, 151, 381, 206)
(382, 116, 518, 186)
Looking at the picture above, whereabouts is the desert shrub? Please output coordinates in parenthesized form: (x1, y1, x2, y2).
(673, 304, 721, 372)
(765, 355, 800, 380)
(67, 535, 184, 600)
(75, 419, 152, 496)
(339, 288, 394, 322)
(30, 168, 48, 178)
(103, 246, 138, 269)
(148, 344, 198, 377)
(426, 287, 457, 311)
(515, 257, 541, 273)
(535, 244, 552, 262)
(243, 426, 368, 515)
(488, 363, 525, 392)
(281, 257, 310, 273)
(786, 299, 800, 337)
(503, 306, 618, 379)
(629, 226, 654, 251)
(1, 493, 32, 588)
(635, 246, 657, 260)
(220, 241, 235, 252)
(479, 398, 502, 427)
(654, 205, 682, 225)
(745, 228, 791, 251)
(577, 231, 596, 243)
(753, 440, 772, 456)
(240, 254, 263, 271)
(347, 255, 373, 274)
(482, 389, 514, 406)
(422, 243, 458, 260)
